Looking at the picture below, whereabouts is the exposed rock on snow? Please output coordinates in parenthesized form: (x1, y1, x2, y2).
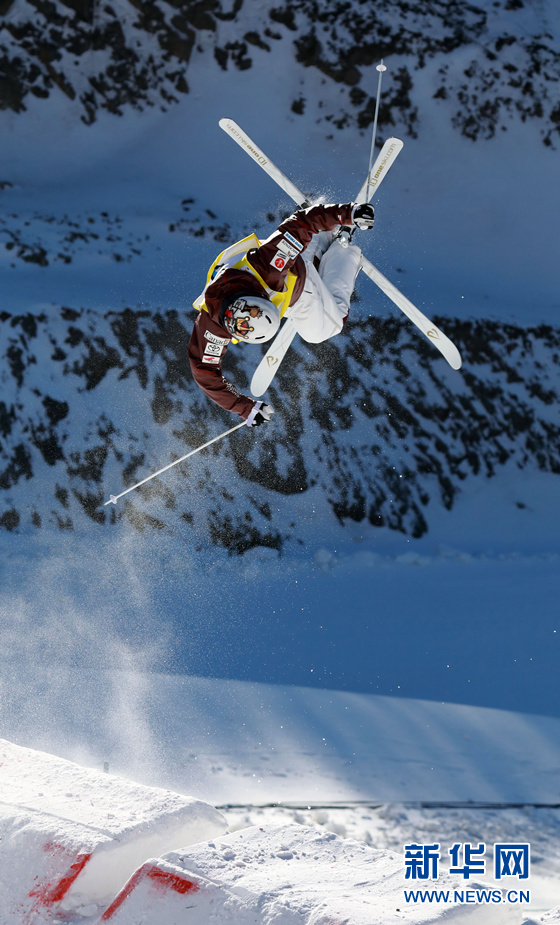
(1, 0, 558, 145)
(1, 303, 559, 549)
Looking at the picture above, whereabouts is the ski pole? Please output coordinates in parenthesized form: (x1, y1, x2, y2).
(104, 420, 247, 506)
(338, 59, 388, 247)
(366, 60, 387, 192)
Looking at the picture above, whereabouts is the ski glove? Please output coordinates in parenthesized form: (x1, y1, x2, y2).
(246, 401, 275, 427)
(352, 203, 375, 230)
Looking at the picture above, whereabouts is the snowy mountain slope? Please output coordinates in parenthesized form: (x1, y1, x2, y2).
(2, 0, 559, 146)
(1, 0, 559, 549)
(2, 0, 560, 312)
(6, 670, 560, 807)
(1, 507, 559, 718)
(1, 300, 559, 548)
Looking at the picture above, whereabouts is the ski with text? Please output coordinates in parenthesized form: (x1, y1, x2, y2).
(219, 119, 462, 397)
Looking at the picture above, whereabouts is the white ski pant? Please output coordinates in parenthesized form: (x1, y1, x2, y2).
(285, 233, 362, 344)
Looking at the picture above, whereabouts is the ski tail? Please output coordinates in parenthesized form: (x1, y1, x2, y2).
(360, 256, 462, 370)
(250, 318, 298, 397)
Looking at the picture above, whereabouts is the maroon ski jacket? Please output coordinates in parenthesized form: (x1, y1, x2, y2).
(188, 202, 354, 419)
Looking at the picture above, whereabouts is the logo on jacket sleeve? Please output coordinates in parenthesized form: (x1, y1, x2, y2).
(204, 331, 229, 346)
(270, 235, 301, 271)
(284, 231, 303, 252)
(202, 341, 225, 364)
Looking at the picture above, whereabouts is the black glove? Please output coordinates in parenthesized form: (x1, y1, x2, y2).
(247, 402, 275, 427)
(352, 203, 375, 230)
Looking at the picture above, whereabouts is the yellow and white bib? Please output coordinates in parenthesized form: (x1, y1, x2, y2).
(193, 234, 297, 320)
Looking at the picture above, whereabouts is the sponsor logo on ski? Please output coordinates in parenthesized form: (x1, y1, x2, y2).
(267, 356, 279, 366)
(367, 141, 401, 190)
(227, 123, 268, 165)
(426, 328, 440, 339)
(368, 166, 386, 188)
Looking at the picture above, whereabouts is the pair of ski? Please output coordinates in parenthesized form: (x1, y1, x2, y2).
(219, 118, 462, 396)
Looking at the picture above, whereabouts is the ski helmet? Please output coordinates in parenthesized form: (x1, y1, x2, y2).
(224, 296, 280, 343)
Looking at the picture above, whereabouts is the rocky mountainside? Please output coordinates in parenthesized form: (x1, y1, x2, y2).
(1, 0, 559, 144)
(1, 0, 559, 549)
(1, 301, 558, 550)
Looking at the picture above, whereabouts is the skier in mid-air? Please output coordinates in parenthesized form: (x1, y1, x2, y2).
(188, 201, 375, 426)
(105, 113, 461, 508)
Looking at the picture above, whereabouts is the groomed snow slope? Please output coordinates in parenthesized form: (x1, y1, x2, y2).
(100, 823, 510, 925)
(6, 668, 560, 807)
(525, 909, 560, 925)
(0, 739, 540, 925)
(4, 677, 560, 919)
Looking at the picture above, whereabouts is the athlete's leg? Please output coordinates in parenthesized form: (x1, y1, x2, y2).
(286, 241, 361, 344)
(319, 239, 362, 317)
(303, 229, 334, 269)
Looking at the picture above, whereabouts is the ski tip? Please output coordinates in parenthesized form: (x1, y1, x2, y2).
(432, 336, 462, 370)
(445, 346, 463, 371)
